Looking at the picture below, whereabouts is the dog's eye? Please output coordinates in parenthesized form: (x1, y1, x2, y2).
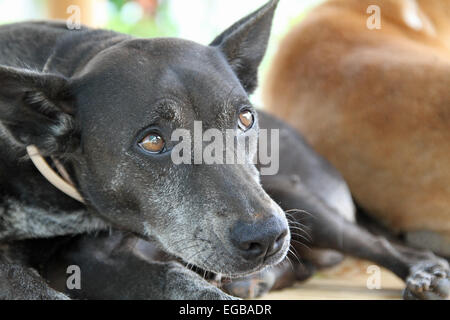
(139, 133, 165, 154)
(238, 110, 254, 132)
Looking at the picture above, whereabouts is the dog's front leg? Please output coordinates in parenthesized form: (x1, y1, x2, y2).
(262, 175, 450, 300)
(0, 254, 69, 300)
(45, 232, 236, 300)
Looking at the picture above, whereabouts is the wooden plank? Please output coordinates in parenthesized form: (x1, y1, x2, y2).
(259, 258, 404, 300)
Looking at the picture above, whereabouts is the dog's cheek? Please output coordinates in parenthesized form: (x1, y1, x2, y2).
(77, 165, 147, 233)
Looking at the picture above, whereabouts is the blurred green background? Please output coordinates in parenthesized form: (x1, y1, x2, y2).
(0, 0, 324, 104)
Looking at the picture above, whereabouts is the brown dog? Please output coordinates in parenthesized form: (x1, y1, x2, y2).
(263, 0, 450, 256)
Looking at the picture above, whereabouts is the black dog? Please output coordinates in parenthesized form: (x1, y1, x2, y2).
(0, 0, 448, 300)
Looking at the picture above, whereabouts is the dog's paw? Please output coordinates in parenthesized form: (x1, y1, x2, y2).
(403, 260, 450, 300)
(221, 272, 276, 299)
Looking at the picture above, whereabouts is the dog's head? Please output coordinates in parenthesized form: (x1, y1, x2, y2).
(0, 0, 289, 276)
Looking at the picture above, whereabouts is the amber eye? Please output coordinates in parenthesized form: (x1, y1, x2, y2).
(139, 133, 165, 154)
(238, 110, 254, 132)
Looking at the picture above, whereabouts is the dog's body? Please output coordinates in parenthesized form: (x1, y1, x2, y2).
(263, 0, 450, 256)
(0, 1, 292, 299)
(0, 1, 449, 300)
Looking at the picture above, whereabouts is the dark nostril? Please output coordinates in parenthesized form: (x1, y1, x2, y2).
(276, 229, 288, 244)
(267, 229, 288, 258)
(238, 241, 264, 258)
(236, 240, 266, 261)
(240, 241, 259, 252)
(231, 218, 288, 262)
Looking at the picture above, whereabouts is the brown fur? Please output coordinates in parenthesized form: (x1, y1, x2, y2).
(263, 0, 450, 253)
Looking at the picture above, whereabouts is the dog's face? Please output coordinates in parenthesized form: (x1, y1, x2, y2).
(0, 1, 288, 276)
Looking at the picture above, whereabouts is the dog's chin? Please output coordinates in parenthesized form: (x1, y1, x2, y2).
(184, 239, 290, 278)
(147, 231, 291, 278)
(230, 242, 290, 278)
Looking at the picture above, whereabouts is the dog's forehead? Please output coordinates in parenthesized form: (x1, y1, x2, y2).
(76, 38, 250, 132)
(85, 37, 236, 82)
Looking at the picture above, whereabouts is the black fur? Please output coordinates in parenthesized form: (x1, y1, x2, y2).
(0, 0, 448, 300)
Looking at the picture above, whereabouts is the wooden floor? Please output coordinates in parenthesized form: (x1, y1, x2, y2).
(260, 258, 405, 300)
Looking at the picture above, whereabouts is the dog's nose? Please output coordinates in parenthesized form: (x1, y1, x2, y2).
(231, 216, 288, 262)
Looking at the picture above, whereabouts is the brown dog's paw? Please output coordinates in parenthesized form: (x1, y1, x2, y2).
(403, 260, 450, 300)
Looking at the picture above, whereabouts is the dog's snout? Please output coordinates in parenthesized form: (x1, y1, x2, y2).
(231, 216, 288, 262)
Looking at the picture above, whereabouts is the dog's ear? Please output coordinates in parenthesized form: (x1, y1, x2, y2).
(210, 0, 279, 94)
(0, 65, 78, 155)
